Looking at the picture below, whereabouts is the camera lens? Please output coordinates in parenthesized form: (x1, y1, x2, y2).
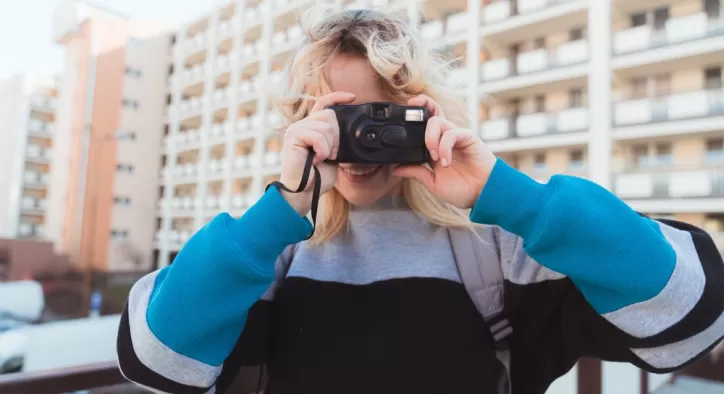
(366, 131, 377, 141)
(375, 108, 385, 117)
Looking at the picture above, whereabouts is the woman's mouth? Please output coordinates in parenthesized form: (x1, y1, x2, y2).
(340, 165, 383, 183)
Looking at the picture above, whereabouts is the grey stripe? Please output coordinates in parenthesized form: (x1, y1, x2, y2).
(127, 271, 222, 388)
(499, 230, 567, 285)
(493, 326, 513, 342)
(489, 319, 509, 334)
(602, 222, 705, 338)
(632, 310, 724, 369)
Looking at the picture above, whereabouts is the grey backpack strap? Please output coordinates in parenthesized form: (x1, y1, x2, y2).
(448, 227, 512, 394)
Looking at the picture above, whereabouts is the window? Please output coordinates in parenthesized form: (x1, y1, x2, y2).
(705, 0, 721, 19)
(706, 138, 724, 162)
(115, 131, 136, 140)
(569, 89, 584, 108)
(569, 149, 584, 169)
(117, 164, 135, 173)
(631, 77, 648, 98)
(533, 37, 546, 49)
(111, 229, 129, 239)
(168, 64, 175, 76)
(653, 8, 669, 31)
(533, 153, 546, 169)
(630, 12, 647, 27)
(632, 144, 649, 167)
(122, 99, 139, 110)
(170, 34, 177, 45)
(569, 28, 584, 41)
(654, 142, 673, 165)
(125, 66, 142, 78)
(534, 95, 546, 113)
(114, 197, 132, 205)
(704, 67, 722, 89)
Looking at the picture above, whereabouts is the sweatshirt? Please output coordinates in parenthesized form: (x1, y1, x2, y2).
(116, 159, 724, 394)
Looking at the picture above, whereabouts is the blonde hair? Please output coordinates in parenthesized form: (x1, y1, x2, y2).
(272, 4, 477, 244)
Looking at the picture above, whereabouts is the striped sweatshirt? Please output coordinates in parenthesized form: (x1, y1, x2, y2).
(117, 159, 724, 394)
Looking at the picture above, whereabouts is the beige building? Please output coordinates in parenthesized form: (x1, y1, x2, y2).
(156, 0, 723, 392)
(48, 0, 172, 273)
(0, 74, 57, 240)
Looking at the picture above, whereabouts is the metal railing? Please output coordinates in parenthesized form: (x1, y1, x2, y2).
(0, 361, 126, 394)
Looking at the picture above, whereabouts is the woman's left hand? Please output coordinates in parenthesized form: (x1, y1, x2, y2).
(392, 95, 497, 210)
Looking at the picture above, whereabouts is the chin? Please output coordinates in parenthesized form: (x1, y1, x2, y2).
(335, 165, 401, 207)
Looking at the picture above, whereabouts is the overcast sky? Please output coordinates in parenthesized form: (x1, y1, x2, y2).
(0, 0, 227, 80)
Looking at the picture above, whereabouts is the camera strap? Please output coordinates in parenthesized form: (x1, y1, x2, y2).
(264, 148, 321, 240)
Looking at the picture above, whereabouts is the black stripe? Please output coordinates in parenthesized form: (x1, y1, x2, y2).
(116, 304, 213, 394)
(616, 219, 724, 349)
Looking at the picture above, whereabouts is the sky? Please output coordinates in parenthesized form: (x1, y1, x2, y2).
(0, 0, 227, 80)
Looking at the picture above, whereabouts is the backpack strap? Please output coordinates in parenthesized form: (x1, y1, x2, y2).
(448, 227, 512, 394)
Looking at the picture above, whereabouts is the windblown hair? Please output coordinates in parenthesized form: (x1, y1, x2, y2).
(272, 4, 477, 244)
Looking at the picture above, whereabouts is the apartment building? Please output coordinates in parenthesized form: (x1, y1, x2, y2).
(0, 74, 57, 240)
(48, 0, 171, 274)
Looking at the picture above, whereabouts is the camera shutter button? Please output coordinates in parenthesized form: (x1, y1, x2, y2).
(381, 127, 407, 146)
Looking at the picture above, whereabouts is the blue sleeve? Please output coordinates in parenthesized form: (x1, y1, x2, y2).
(146, 186, 312, 366)
(469, 159, 676, 314)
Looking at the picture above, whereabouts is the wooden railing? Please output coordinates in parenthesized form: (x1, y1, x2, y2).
(0, 361, 126, 394)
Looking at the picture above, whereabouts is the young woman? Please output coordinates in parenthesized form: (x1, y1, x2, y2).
(117, 6, 724, 394)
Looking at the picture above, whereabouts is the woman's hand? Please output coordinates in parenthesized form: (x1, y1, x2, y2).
(279, 92, 356, 215)
(392, 95, 497, 210)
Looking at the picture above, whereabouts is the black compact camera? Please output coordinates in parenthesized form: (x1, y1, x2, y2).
(325, 102, 430, 164)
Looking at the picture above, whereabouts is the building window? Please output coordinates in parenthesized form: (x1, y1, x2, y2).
(706, 138, 724, 162)
(122, 99, 139, 110)
(533, 37, 546, 49)
(653, 74, 671, 97)
(569, 149, 584, 169)
(114, 196, 132, 205)
(533, 95, 546, 113)
(117, 164, 135, 173)
(630, 12, 647, 27)
(704, 67, 723, 89)
(125, 66, 142, 78)
(533, 153, 546, 170)
(569, 28, 584, 41)
(654, 142, 673, 165)
(653, 8, 669, 31)
(705, 0, 721, 19)
(569, 89, 584, 108)
(111, 229, 129, 239)
(631, 77, 648, 99)
(115, 131, 136, 140)
(632, 144, 649, 167)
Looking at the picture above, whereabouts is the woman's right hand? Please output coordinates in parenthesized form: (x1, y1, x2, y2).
(279, 91, 356, 216)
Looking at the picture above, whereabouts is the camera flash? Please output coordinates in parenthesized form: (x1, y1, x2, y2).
(405, 109, 425, 122)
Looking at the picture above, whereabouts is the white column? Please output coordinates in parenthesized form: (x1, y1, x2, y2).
(159, 29, 187, 269)
(466, 0, 481, 131)
(222, 0, 246, 212)
(587, 0, 613, 190)
(251, 10, 274, 197)
(195, 15, 220, 230)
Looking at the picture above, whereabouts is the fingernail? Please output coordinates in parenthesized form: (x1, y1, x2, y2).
(441, 158, 448, 167)
(430, 150, 439, 161)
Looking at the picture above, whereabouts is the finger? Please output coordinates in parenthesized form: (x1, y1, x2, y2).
(288, 128, 332, 164)
(308, 110, 340, 160)
(424, 116, 453, 162)
(392, 165, 435, 191)
(407, 94, 445, 118)
(310, 91, 356, 113)
(438, 129, 475, 168)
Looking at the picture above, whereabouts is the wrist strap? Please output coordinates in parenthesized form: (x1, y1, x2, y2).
(264, 148, 321, 240)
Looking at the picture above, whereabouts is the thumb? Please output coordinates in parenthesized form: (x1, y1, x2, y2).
(392, 165, 435, 191)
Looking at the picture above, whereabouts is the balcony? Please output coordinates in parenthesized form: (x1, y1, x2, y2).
(28, 121, 53, 137)
(215, 53, 234, 76)
(17, 222, 43, 238)
(212, 87, 230, 109)
(480, 0, 588, 44)
(238, 78, 258, 103)
(23, 171, 49, 188)
(612, 14, 724, 71)
(613, 88, 724, 140)
(231, 193, 256, 210)
(21, 197, 47, 213)
(29, 95, 56, 113)
(26, 145, 51, 163)
(185, 31, 208, 57)
(480, 39, 588, 96)
(171, 98, 203, 122)
(270, 24, 304, 55)
(217, 19, 236, 41)
(614, 167, 724, 213)
(480, 106, 589, 152)
(419, 11, 470, 47)
(172, 128, 202, 151)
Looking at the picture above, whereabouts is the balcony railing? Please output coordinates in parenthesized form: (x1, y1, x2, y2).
(482, 0, 577, 25)
(419, 11, 470, 42)
(613, 88, 724, 127)
(613, 167, 724, 199)
(0, 361, 127, 394)
(481, 106, 588, 140)
(614, 13, 724, 55)
(481, 39, 588, 81)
